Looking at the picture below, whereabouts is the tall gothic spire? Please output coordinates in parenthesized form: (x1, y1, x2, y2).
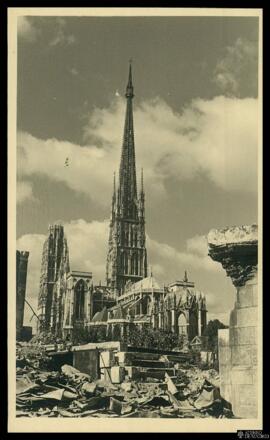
(106, 63, 148, 294)
(119, 61, 137, 218)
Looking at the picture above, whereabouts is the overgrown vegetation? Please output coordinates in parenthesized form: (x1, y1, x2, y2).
(203, 319, 228, 354)
(71, 324, 185, 351)
(126, 325, 183, 351)
(72, 326, 108, 345)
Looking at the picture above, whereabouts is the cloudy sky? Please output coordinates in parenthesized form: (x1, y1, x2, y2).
(16, 14, 259, 326)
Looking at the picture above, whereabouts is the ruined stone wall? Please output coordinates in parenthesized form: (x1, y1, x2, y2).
(16, 250, 29, 340)
(208, 225, 258, 418)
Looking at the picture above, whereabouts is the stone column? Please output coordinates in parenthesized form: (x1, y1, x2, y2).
(198, 310, 202, 337)
(171, 309, 176, 333)
(158, 311, 162, 329)
(208, 224, 258, 418)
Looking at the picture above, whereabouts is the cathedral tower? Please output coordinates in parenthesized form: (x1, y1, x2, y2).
(37, 224, 70, 333)
(106, 63, 148, 294)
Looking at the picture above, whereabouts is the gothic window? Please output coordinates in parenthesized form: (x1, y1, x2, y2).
(124, 252, 128, 273)
(74, 279, 85, 321)
(189, 310, 198, 340)
(135, 254, 138, 274)
(178, 313, 187, 335)
(142, 296, 148, 315)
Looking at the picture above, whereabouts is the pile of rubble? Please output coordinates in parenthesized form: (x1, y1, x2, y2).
(16, 346, 233, 418)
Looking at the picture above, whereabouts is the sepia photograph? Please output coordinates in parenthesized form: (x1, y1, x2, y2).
(8, 7, 262, 433)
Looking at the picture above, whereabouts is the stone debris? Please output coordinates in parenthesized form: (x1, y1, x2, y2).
(61, 364, 91, 383)
(16, 349, 233, 418)
(81, 382, 97, 397)
(16, 341, 233, 418)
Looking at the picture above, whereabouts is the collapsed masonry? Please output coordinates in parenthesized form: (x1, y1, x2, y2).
(207, 224, 258, 419)
(16, 341, 230, 418)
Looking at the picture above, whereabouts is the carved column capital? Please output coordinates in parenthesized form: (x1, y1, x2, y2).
(207, 225, 258, 287)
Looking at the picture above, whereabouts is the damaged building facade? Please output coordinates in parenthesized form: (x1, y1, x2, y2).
(36, 64, 208, 342)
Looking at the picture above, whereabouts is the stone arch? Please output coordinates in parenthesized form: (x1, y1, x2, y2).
(74, 279, 86, 321)
(178, 312, 188, 336)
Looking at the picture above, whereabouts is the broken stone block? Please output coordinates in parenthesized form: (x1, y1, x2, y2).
(61, 364, 91, 382)
(141, 395, 171, 408)
(125, 366, 139, 380)
(194, 383, 220, 410)
(109, 397, 133, 415)
(72, 349, 100, 380)
(110, 366, 125, 384)
(116, 352, 131, 365)
(100, 367, 112, 383)
(81, 382, 97, 397)
(72, 341, 125, 352)
(120, 382, 132, 393)
(73, 395, 109, 411)
(165, 372, 178, 395)
(16, 376, 39, 395)
(99, 351, 115, 368)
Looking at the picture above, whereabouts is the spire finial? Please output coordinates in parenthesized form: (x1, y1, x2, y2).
(126, 60, 134, 98)
(184, 270, 188, 282)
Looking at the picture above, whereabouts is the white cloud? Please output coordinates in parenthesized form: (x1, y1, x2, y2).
(17, 17, 37, 42)
(49, 18, 76, 47)
(186, 235, 208, 257)
(17, 219, 223, 326)
(69, 67, 79, 76)
(148, 236, 220, 280)
(17, 94, 258, 207)
(214, 38, 258, 97)
(17, 180, 35, 204)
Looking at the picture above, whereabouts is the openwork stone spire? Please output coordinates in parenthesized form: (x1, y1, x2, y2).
(118, 61, 137, 219)
(106, 63, 148, 294)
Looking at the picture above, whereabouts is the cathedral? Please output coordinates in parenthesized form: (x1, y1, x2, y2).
(36, 64, 207, 342)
